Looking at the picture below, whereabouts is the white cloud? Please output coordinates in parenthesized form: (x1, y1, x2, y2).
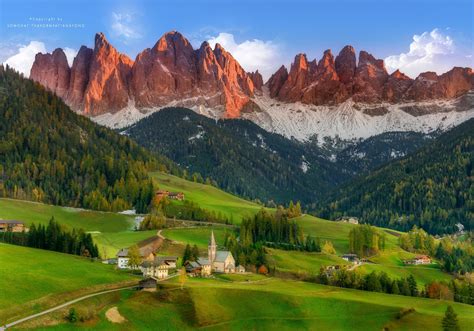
(385, 28, 472, 78)
(111, 12, 141, 42)
(63, 47, 77, 67)
(207, 32, 284, 81)
(3, 41, 46, 77)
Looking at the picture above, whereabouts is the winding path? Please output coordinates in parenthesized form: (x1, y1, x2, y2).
(0, 285, 138, 330)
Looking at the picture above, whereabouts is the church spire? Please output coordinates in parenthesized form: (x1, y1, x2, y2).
(208, 230, 217, 264)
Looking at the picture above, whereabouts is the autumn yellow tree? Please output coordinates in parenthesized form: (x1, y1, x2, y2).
(322, 240, 336, 255)
(179, 267, 187, 290)
(127, 245, 142, 270)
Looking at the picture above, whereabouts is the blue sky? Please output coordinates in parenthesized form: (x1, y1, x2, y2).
(1, 0, 472, 79)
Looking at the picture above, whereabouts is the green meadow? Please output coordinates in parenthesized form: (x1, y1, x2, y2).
(161, 226, 230, 249)
(150, 172, 263, 223)
(0, 243, 136, 324)
(22, 278, 474, 331)
(0, 198, 156, 257)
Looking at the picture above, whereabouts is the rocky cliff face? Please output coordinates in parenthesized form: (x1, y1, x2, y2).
(30, 32, 473, 120)
(267, 47, 473, 105)
(31, 31, 256, 118)
(30, 48, 70, 99)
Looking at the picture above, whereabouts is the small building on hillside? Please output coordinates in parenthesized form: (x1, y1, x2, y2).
(404, 255, 431, 265)
(197, 258, 212, 276)
(0, 220, 27, 232)
(185, 261, 202, 276)
(116, 247, 156, 269)
(335, 216, 359, 224)
(155, 190, 185, 202)
(341, 254, 360, 264)
(141, 261, 169, 279)
(236, 265, 246, 273)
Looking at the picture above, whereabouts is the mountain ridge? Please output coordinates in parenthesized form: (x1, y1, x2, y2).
(30, 31, 473, 118)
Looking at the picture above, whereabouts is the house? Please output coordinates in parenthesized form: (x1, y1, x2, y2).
(335, 216, 359, 224)
(236, 265, 246, 273)
(184, 261, 202, 276)
(197, 258, 212, 276)
(155, 190, 185, 202)
(155, 256, 178, 269)
(141, 260, 169, 279)
(116, 248, 131, 269)
(0, 220, 27, 232)
(116, 247, 156, 269)
(341, 254, 360, 264)
(168, 192, 185, 201)
(404, 255, 431, 265)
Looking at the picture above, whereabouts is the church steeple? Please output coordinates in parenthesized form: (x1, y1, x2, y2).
(208, 230, 217, 264)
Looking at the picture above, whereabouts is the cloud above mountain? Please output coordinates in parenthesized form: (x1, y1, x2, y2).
(111, 12, 142, 42)
(3, 41, 47, 77)
(207, 33, 284, 81)
(385, 28, 472, 78)
(2, 42, 77, 77)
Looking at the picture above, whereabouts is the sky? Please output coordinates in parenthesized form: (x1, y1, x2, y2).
(0, 0, 472, 80)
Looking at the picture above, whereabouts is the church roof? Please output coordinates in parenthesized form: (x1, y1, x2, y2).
(215, 250, 232, 262)
(209, 230, 216, 246)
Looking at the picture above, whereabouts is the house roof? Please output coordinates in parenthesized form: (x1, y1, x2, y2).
(185, 261, 201, 269)
(215, 250, 232, 262)
(156, 256, 178, 261)
(197, 257, 210, 266)
(116, 248, 129, 257)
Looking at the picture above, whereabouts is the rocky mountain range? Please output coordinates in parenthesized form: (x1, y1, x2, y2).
(30, 31, 261, 118)
(29, 30, 473, 141)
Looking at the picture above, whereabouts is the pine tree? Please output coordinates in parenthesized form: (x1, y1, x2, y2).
(182, 244, 192, 262)
(442, 306, 460, 331)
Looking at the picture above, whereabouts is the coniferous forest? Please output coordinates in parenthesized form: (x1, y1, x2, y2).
(0, 66, 177, 212)
(319, 118, 474, 235)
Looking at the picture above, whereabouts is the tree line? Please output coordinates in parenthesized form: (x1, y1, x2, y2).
(348, 224, 386, 257)
(0, 217, 99, 258)
(399, 226, 473, 274)
(0, 65, 180, 214)
(318, 118, 474, 235)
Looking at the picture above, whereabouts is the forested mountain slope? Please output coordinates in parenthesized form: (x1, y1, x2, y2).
(319, 118, 474, 234)
(125, 107, 346, 204)
(0, 66, 175, 212)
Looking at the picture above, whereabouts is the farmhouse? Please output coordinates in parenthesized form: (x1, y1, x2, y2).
(341, 254, 360, 264)
(155, 190, 185, 202)
(116, 247, 156, 269)
(404, 255, 432, 265)
(335, 216, 359, 224)
(141, 256, 178, 278)
(0, 220, 27, 232)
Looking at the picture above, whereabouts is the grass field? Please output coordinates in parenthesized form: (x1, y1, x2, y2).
(21, 277, 474, 331)
(161, 226, 230, 250)
(0, 243, 136, 324)
(150, 172, 263, 224)
(266, 248, 349, 275)
(0, 198, 157, 257)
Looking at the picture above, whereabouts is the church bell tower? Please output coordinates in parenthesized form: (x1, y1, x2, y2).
(208, 230, 217, 264)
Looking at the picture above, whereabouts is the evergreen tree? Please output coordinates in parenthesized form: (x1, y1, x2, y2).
(442, 306, 460, 331)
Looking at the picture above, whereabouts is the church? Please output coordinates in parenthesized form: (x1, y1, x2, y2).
(193, 231, 239, 274)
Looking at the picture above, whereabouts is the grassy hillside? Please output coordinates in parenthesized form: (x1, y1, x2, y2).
(161, 226, 230, 250)
(0, 198, 156, 257)
(150, 171, 263, 223)
(22, 278, 474, 330)
(283, 215, 452, 285)
(0, 243, 135, 323)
